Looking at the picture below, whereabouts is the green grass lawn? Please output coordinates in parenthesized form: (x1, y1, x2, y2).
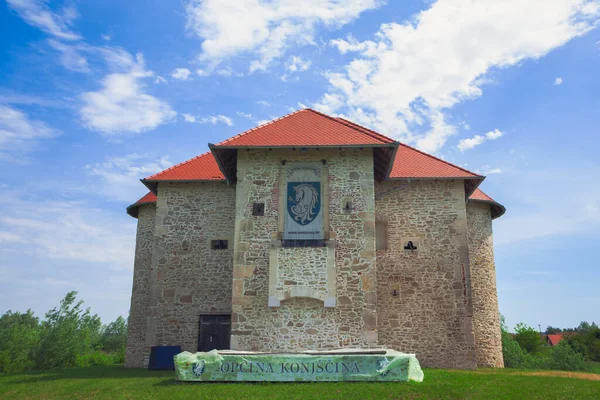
(0, 365, 598, 400)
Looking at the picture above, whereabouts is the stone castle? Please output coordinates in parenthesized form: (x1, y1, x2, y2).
(124, 109, 505, 369)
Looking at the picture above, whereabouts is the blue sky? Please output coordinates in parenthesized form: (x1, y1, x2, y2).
(0, 0, 599, 331)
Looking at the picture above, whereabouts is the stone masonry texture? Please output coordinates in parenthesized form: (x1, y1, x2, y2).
(125, 150, 503, 370)
(231, 149, 378, 351)
(124, 204, 155, 368)
(144, 182, 236, 361)
(467, 201, 504, 368)
(375, 179, 477, 369)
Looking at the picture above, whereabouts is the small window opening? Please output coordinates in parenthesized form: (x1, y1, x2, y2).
(344, 201, 352, 212)
(252, 203, 265, 216)
(404, 241, 417, 251)
(376, 221, 387, 250)
(211, 240, 228, 250)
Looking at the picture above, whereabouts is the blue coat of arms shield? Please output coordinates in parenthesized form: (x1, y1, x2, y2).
(287, 182, 321, 226)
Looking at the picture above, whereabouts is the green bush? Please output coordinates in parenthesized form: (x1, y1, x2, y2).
(547, 341, 590, 372)
(0, 310, 40, 373)
(514, 323, 546, 355)
(100, 316, 128, 353)
(113, 346, 126, 364)
(76, 351, 115, 367)
(501, 316, 592, 371)
(0, 291, 128, 372)
(35, 291, 102, 370)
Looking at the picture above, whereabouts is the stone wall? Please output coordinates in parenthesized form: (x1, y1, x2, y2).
(145, 182, 236, 354)
(467, 201, 503, 368)
(375, 179, 477, 369)
(231, 148, 378, 351)
(125, 204, 156, 368)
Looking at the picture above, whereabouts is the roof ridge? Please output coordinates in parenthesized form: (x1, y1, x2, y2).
(215, 109, 304, 147)
(333, 116, 397, 144)
(302, 108, 395, 144)
(400, 143, 482, 178)
(144, 150, 214, 180)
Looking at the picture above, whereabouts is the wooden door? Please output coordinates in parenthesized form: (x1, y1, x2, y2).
(198, 315, 231, 352)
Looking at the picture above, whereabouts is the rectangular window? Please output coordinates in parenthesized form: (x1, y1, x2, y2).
(252, 203, 265, 216)
(210, 240, 228, 250)
(376, 221, 387, 250)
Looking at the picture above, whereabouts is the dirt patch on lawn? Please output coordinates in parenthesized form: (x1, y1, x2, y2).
(515, 371, 600, 381)
(461, 369, 600, 381)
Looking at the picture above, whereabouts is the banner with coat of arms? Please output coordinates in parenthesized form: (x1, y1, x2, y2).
(283, 162, 324, 240)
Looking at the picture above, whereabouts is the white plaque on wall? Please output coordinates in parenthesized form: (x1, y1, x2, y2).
(283, 162, 324, 240)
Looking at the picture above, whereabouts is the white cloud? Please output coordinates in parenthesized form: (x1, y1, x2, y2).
(330, 34, 377, 54)
(47, 39, 90, 73)
(554, 77, 564, 85)
(7, 0, 81, 40)
(215, 66, 244, 77)
(154, 76, 168, 84)
(485, 129, 504, 140)
(183, 113, 233, 126)
(476, 165, 504, 175)
(86, 153, 171, 202)
(101, 34, 111, 41)
(256, 100, 271, 107)
(184, 0, 383, 73)
(286, 56, 311, 72)
(0, 231, 24, 243)
(0, 105, 61, 160)
(237, 111, 253, 120)
(80, 53, 177, 135)
(171, 67, 192, 80)
(182, 113, 196, 122)
(315, 0, 600, 153)
(0, 192, 135, 270)
(458, 129, 503, 151)
(199, 115, 233, 126)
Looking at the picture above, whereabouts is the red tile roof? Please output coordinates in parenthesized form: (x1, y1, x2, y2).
(470, 188, 496, 202)
(128, 109, 504, 219)
(135, 191, 157, 204)
(215, 109, 396, 147)
(469, 188, 506, 219)
(547, 334, 564, 346)
(144, 151, 225, 182)
(390, 144, 481, 179)
(126, 191, 157, 217)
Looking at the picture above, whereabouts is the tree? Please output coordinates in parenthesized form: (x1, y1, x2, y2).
(36, 291, 101, 369)
(546, 326, 561, 334)
(0, 310, 40, 372)
(514, 323, 546, 355)
(100, 316, 128, 353)
(577, 321, 592, 333)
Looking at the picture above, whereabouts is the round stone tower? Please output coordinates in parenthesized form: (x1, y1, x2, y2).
(124, 196, 156, 368)
(467, 199, 504, 368)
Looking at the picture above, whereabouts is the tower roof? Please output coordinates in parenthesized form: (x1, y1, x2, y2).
(126, 191, 157, 218)
(468, 188, 506, 219)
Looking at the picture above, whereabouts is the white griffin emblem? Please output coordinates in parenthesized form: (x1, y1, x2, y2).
(288, 183, 319, 225)
(192, 361, 205, 376)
